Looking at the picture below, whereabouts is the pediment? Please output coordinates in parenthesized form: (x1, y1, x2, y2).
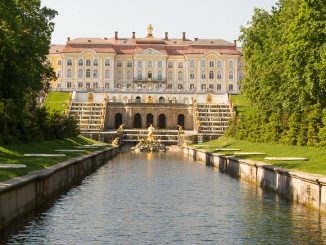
(135, 48, 166, 56)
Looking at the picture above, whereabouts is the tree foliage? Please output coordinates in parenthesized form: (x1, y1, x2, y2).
(228, 0, 326, 147)
(0, 1, 79, 143)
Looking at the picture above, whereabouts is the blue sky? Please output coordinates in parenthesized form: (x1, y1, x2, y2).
(41, 0, 278, 44)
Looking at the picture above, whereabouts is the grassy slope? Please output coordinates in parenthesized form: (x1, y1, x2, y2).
(43, 92, 71, 113)
(0, 136, 110, 181)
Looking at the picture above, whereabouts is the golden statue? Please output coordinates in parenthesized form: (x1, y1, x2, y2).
(112, 137, 120, 146)
(147, 24, 153, 37)
(147, 124, 155, 142)
(117, 124, 124, 135)
(177, 125, 184, 132)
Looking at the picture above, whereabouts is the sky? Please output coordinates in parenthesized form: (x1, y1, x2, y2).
(41, 0, 278, 44)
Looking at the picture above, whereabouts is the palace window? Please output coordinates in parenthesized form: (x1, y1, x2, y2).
(56, 83, 61, 88)
(137, 71, 142, 80)
(67, 59, 72, 66)
(239, 72, 244, 80)
(158, 71, 162, 80)
(229, 71, 234, 80)
(178, 71, 183, 81)
(138, 60, 142, 68)
(190, 72, 195, 79)
(201, 71, 206, 79)
(217, 84, 221, 91)
(105, 60, 110, 66)
(67, 69, 72, 78)
(189, 84, 195, 89)
(117, 70, 122, 79)
(78, 82, 83, 88)
(229, 84, 233, 91)
(127, 71, 132, 79)
(93, 69, 98, 78)
(158, 61, 162, 68)
(105, 83, 109, 88)
(57, 60, 62, 65)
(86, 82, 90, 89)
(217, 61, 222, 69)
(86, 69, 91, 78)
(67, 82, 71, 88)
(93, 59, 98, 66)
(168, 71, 172, 80)
(229, 61, 234, 70)
(117, 61, 122, 67)
(178, 62, 183, 68)
(217, 71, 222, 79)
(209, 71, 214, 79)
(190, 60, 195, 68)
(168, 62, 173, 68)
(209, 84, 214, 90)
(86, 59, 91, 66)
(209, 61, 214, 68)
(93, 82, 98, 88)
(57, 70, 61, 78)
(105, 69, 110, 79)
(201, 61, 206, 67)
(148, 61, 152, 68)
(78, 69, 83, 78)
(178, 84, 183, 89)
(239, 61, 243, 68)
(201, 84, 206, 90)
(127, 61, 132, 68)
(148, 71, 152, 79)
(78, 59, 83, 66)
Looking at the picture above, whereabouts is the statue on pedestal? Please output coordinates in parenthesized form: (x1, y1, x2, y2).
(117, 124, 124, 136)
(147, 124, 155, 142)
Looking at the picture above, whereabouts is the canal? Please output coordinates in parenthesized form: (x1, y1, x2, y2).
(2, 151, 326, 244)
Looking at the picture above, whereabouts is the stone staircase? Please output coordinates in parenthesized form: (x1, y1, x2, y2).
(69, 99, 107, 133)
(195, 103, 233, 136)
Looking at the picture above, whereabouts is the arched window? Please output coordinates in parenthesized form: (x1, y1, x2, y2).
(229, 71, 234, 80)
(217, 71, 222, 79)
(146, 113, 154, 127)
(209, 61, 214, 67)
(127, 61, 132, 67)
(138, 60, 142, 68)
(209, 71, 214, 79)
(67, 59, 72, 66)
(178, 62, 183, 68)
(190, 71, 195, 79)
(201, 61, 206, 67)
(148, 71, 152, 79)
(78, 59, 83, 66)
(105, 70, 110, 79)
(158, 71, 162, 80)
(127, 71, 132, 79)
(86, 59, 91, 66)
(93, 82, 98, 88)
(105, 60, 110, 66)
(178, 114, 185, 128)
(137, 71, 142, 80)
(201, 71, 206, 79)
(135, 96, 141, 102)
(229, 84, 234, 91)
(158, 114, 166, 129)
(168, 62, 173, 68)
(190, 60, 195, 68)
(134, 113, 142, 128)
(178, 71, 183, 81)
(168, 71, 172, 80)
(57, 70, 61, 78)
(57, 60, 62, 65)
(86, 69, 91, 78)
(117, 70, 122, 79)
(148, 61, 152, 68)
(117, 61, 122, 67)
(67, 69, 72, 78)
(239, 72, 244, 80)
(229, 61, 234, 70)
(93, 59, 98, 66)
(159, 97, 165, 103)
(115, 113, 122, 129)
(217, 61, 222, 69)
(78, 69, 83, 78)
(158, 61, 162, 68)
(93, 69, 98, 78)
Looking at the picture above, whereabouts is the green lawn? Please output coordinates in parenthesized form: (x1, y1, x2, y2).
(0, 136, 111, 181)
(193, 137, 326, 175)
(43, 92, 71, 113)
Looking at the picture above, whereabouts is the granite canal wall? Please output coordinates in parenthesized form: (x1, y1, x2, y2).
(0, 146, 119, 230)
(183, 146, 326, 213)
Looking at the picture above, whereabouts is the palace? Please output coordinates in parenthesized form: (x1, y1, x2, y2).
(47, 25, 243, 142)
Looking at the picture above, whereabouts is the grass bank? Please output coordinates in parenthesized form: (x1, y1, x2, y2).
(0, 136, 111, 181)
(43, 92, 71, 113)
(193, 137, 326, 175)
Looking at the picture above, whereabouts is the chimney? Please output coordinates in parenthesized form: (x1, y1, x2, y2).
(165, 32, 169, 40)
(132, 32, 136, 39)
(115, 31, 118, 40)
(194, 37, 198, 41)
(182, 32, 186, 41)
(67, 37, 70, 42)
(234, 40, 237, 46)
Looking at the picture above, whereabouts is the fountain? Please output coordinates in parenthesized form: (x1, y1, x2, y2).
(132, 125, 167, 152)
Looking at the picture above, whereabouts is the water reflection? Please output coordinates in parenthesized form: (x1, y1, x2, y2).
(3, 151, 326, 244)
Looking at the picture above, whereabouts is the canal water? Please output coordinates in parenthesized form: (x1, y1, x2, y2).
(2, 151, 326, 244)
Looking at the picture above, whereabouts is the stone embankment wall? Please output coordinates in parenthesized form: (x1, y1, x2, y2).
(183, 147, 326, 213)
(0, 147, 119, 230)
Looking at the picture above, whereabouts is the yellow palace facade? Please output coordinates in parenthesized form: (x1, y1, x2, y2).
(48, 25, 244, 94)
